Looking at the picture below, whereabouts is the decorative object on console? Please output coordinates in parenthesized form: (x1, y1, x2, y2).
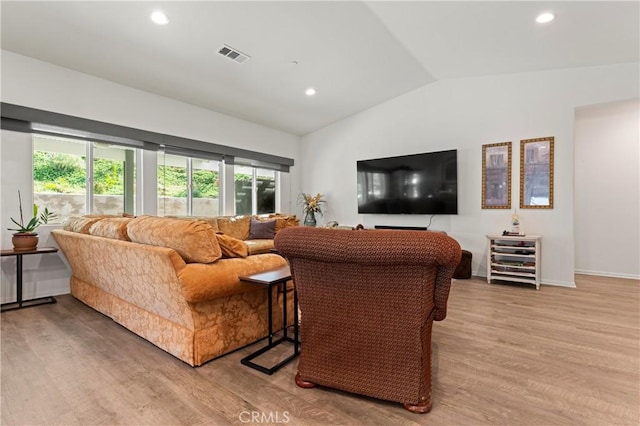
(482, 142, 511, 209)
(520, 136, 554, 209)
(8, 190, 57, 251)
(510, 209, 521, 235)
(299, 193, 325, 227)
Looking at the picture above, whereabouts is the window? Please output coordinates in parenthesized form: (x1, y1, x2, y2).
(158, 153, 188, 216)
(33, 135, 136, 220)
(157, 151, 221, 217)
(15, 104, 293, 220)
(192, 158, 221, 216)
(92, 143, 136, 215)
(256, 168, 276, 214)
(234, 165, 253, 216)
(234, 165, 277, 215)
(33, 135, 86, 222)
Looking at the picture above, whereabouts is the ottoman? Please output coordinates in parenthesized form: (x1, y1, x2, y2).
(453, 249, 472, 279)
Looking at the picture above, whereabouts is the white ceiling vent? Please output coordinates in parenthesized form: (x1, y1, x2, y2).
(218, 44, 250, 64)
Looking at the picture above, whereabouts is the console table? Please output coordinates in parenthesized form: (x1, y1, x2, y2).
(239, 265, 299, 374)
(1, 247, 58, 312)
(486, 235, 541, 290)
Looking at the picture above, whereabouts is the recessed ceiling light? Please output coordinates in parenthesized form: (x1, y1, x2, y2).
(151, 10, 169, 25)
(305, 88, 316, 96)
(536, 12, 555, 24)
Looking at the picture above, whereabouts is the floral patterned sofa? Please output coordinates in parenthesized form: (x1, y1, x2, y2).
(168, 214, 300, 255)
(52, 214, 298, 366)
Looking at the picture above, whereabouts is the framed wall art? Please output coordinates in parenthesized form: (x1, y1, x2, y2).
(520, 136, 554, 209)
(482, 142, 511, 209)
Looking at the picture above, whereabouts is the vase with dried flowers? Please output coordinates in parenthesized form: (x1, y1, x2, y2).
(7, 190, 57, 251)
(299, 193, 325, 227)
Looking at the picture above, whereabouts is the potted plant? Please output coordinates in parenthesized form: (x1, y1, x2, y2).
(299, 193, 325, 227)
(7, 190, 57, 251)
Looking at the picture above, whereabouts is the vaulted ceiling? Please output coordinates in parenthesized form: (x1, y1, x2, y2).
(2, 1, 638, 135)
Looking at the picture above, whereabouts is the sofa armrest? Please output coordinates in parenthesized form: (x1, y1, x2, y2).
(177, 254, 287, 303)
(245, 239, 275, 255)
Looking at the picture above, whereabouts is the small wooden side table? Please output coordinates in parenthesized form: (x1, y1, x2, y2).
(1, 247, 58, 312)
(239, 265, 299, 375)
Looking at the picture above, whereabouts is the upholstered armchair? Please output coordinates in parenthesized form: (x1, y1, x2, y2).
(274, 227, 461, 413)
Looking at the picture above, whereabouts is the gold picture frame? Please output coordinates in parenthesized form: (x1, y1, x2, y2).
(482, 142, 512, 209)
(520, 136, 554, 209)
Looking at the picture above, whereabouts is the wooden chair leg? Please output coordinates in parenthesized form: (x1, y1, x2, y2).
(295, 372, 316, 388)
(402, 400, 432, 414)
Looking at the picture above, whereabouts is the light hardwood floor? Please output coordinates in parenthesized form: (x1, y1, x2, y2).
(1, 275, 638, 425)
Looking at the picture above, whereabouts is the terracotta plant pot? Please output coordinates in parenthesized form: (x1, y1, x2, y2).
(12, 233, 39, 251)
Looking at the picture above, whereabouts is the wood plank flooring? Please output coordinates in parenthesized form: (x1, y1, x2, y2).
(1, 275, 638, 425)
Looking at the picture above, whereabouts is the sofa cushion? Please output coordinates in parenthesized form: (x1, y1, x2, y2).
(167, 215, 219, 232)
(249, 218, 276, 240)
(89, 217, 132, 241)
(267, 214, 300, 232)
(215, 234, 249, 258)
(245, 239, 275, 255)
(216, 216, 251, 240)
(127, 216, 222, 264)
(63, 216, 106, 234)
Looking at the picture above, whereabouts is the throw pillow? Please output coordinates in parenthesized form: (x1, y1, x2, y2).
(264, 214, 300, 232)
(216, 216, 251, 240)
(127, 216, 222, 264)
(170, 215, 219, 232)
(249, 218, 276, 240)
(215, 233, 249, 258)
(62, 216, 105, 234)
(89, 217, 132, 241)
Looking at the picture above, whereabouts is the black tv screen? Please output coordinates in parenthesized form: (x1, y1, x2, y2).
(357, 149, 458, 215)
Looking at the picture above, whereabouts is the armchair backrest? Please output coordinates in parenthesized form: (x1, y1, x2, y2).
(274, 227, 462, 409)
(274, 227, 462, 320)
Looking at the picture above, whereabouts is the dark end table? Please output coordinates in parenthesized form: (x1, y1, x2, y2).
(239, 265, 299, 374)
(1, 247, 59, 312)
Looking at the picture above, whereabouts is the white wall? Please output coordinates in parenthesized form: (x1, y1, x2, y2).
(1, 51, 301, 302)
(574, 100, 640, 278)
(1, 130, 71, 301)
(1, 50, 302, 213)
(300, 63, 639, 287)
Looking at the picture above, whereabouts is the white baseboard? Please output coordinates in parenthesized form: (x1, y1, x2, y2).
(1, 254, 71, 303)
(1, 282, 70, 304)
(474, 273, 576, 288)
(540, 279, 576, 288)
(574, 269, 640, 280)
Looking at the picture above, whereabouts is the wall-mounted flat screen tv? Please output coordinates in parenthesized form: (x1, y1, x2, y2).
(357, 149, 458, 215)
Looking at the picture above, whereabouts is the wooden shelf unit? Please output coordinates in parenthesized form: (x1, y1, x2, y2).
(486, 234, 541, 290)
